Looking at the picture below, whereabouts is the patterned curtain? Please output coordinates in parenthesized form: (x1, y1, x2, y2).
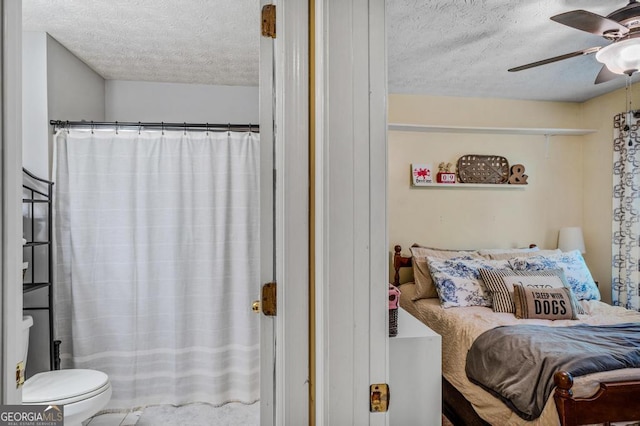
(612, 112, 640, 311)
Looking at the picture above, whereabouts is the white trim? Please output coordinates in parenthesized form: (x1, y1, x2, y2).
(1, 0, 23, 404)
(411, 183, 527, 189)
(274, 1, 310, 425)
(259, 0, 276, 424)
(368, 0, 388, 425)
(315, 0, 388, 423)
(388, 123, 596, 136)
(313, 1, 326, 424)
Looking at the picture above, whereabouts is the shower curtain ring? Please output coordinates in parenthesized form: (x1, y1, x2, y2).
(91, 121, 94, 134)
(138, 122, 141, 135)
(206, 123, 209, 135)
(161, 122, 165, 135)
(115, 121, 119, 135)
(184, 122, 187, 136)
(228, 123, 231, 136)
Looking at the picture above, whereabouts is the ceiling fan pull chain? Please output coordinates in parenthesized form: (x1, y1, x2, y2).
(625, 74, 634, 146)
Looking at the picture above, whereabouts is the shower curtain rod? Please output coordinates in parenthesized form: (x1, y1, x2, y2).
(49, 120, 259, 133)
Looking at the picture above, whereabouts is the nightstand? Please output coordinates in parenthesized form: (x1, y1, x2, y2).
(389, 307, 442, 425)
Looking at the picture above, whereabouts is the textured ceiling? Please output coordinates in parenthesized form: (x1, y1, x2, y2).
(22, 0, 260, 86)
(22, 0, 640, 102)
(387, 0, 640, 102)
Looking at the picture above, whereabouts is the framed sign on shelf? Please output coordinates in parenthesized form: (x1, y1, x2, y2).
(411, 163, 434, 186)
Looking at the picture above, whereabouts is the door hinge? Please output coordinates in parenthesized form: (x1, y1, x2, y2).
(262, 282, 277, 316)
(16, 361, 25, 388)
(261, 5, 276, 38)
(370, 383, 389, 412)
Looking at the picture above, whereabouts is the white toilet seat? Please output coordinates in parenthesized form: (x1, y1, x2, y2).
(23, 369, 110, 405)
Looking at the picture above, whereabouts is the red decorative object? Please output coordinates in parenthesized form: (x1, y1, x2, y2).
(437, 172, 456, 184)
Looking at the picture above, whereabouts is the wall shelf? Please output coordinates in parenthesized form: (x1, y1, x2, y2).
(412, 183, 526, 190)
(388, 123, 596, 136)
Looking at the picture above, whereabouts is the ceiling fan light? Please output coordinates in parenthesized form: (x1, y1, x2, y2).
(596, 38, 640, 75)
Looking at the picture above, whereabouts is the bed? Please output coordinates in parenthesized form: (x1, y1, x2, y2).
(392, 244, 640, 426)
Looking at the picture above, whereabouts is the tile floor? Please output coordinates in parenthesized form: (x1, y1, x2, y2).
(83, 402, 259, 426)
(87, 409, 450, 426)
(84, 411, 142, 426)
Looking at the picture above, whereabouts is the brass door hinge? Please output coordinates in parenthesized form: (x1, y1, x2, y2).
(261, 282, 277, 316)
(370, 383, 389, 412)
(262, 5, 276, 38)
(16, 361, 25, 388)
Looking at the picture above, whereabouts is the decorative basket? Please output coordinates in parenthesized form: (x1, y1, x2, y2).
(457, 155, 509, 184)
(389, 285, 401, 337)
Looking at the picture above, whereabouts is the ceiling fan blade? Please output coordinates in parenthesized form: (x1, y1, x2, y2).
(594, 65, 621, 84)
(508, 47, 600, 72)
(550, 10, 629, 37)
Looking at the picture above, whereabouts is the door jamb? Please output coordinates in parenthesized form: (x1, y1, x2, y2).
(1, 0, 24, 405)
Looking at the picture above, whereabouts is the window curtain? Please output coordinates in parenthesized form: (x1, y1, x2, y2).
(53, 129, 260, 409)
(612, 112, 640, 311)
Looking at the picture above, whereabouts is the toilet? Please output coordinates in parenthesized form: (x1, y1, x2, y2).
(21, 316, 112, 426)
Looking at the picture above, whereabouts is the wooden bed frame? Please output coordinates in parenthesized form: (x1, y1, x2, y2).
(392, 245, 640, 426)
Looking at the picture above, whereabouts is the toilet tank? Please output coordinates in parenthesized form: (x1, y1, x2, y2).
(21, 316, 33, 369)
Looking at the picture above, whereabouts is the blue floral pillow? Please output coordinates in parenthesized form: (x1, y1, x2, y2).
(426, 256, 511, 308)
(508, 250, 600, 301)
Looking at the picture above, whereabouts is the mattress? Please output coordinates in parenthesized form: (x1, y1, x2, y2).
(398, 282, 640, 426)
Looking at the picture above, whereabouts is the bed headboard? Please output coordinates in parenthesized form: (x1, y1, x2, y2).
(393, 245, 412, 287)
(392, 243, 538, 287)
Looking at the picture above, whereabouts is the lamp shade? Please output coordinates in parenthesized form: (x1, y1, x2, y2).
(557, 227, 586, 254)
(595, 38, 640, 75)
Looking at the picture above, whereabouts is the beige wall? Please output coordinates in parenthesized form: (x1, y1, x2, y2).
(388, 94, 587, 293)
(389, 90, 640, 304)
(582, 84, 635, 304)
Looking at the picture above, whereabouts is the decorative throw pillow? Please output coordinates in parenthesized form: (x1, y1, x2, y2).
(409, 246, 483, 301)
(426, 257, 510, 308)
(512, 284, 580, 320)
(508, 250, 600, 301)
(478, 268, 585, 314)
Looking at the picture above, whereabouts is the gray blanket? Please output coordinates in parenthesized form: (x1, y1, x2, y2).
(465, 323, 640, 421)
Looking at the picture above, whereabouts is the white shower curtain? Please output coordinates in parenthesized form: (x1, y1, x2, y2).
(53, 128, 260, 409)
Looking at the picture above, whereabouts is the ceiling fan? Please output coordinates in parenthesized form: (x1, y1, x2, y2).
(509, 0, 640, 84)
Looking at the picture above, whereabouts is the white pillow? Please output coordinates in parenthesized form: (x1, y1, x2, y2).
(478, 247, 539, 255)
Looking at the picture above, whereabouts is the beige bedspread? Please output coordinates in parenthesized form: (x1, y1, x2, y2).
(398, 282, 640, 426)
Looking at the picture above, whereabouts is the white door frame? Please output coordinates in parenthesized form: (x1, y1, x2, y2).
(262, 1, 310, 425)
(274, 0, 310, 423)
(1, 0, 24, 405)
(314, 0, 388, 424)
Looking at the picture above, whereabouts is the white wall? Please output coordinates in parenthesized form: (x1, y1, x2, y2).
(105, 80, 259, 123)
(22, 32, 48, 178)
(46, 34, 105, 177)
(22, 33, 105, 179)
